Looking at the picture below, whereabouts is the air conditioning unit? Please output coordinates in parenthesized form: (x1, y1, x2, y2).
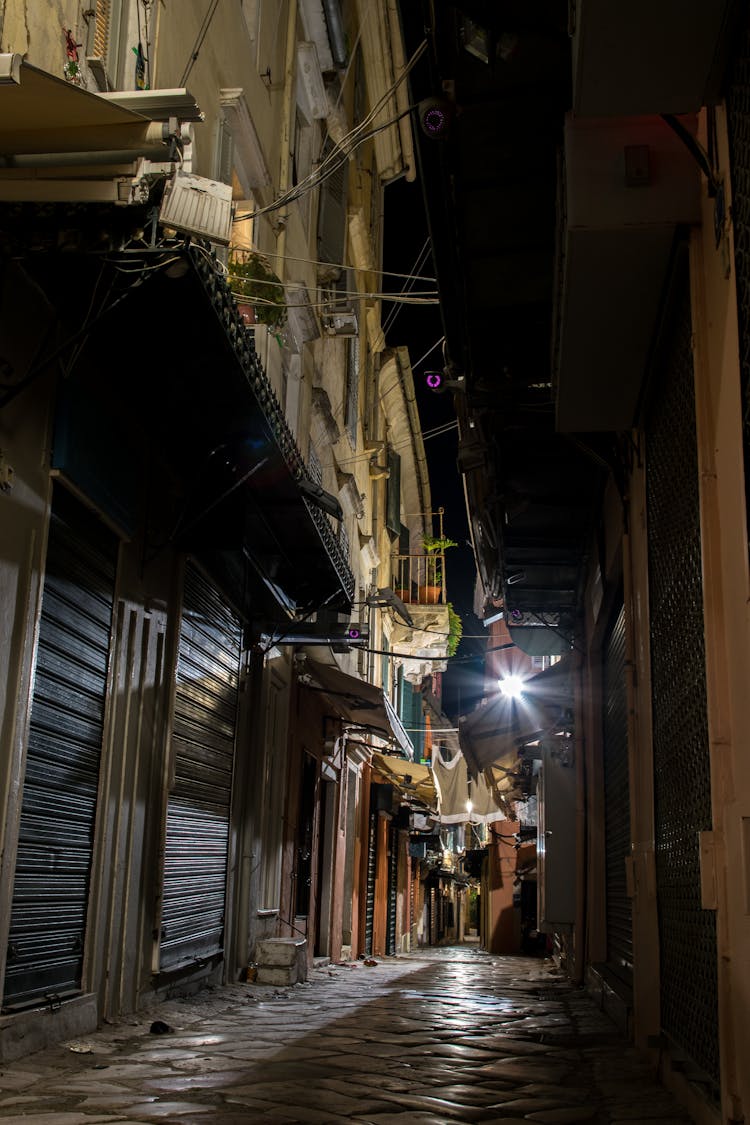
(159, 172, 233, 245)
(320, 272, 358, 336)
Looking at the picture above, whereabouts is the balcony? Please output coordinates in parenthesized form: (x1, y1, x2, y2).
(392, 551, 447, 607)
(387, 548, 452, 682)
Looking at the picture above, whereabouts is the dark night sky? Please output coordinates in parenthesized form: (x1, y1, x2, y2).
(383, 176, 486, 718)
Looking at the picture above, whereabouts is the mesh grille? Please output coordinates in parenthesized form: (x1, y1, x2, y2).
(726, 9, 750, 534)
(646, 257, 719, 1090)
(603, 603, 632, 983)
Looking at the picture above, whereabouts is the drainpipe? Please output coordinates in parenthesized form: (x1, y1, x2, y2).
(386, 0, 416, 183)
(275, 0, 298, 276)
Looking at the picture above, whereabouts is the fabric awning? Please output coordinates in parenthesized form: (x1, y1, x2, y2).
(372, 754, 439, 814)
(459, 657, 573, 777)
(301, 659, 414, 759)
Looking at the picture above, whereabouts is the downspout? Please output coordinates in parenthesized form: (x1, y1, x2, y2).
(386, 0, 416, 183)
(395, 347, 432, 537)
(275, 0, 298, 276)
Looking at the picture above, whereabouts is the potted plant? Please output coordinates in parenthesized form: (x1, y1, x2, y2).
(446, 603, 463, 657)
(227, 250, 287, 330)
(419, 534, 458, 603)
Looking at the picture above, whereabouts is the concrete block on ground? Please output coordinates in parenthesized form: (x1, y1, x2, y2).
(255, 938, 307, 984)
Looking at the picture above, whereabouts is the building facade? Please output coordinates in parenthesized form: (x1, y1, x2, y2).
(400, 1, 750, 1122)
(0, 0, 451, 1060)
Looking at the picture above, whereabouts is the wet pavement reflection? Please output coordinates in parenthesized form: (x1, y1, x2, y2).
(0, 945, 695, 1123)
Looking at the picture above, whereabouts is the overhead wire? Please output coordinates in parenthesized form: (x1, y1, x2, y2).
(179, 0, 221, 86)
(234, 106, 417, 224)
(257, 250, 436, 284)
(233, 40, 427, 225)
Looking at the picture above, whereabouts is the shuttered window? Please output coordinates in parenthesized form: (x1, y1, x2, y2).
(386, 448, 401, 536)
(92, 0, 111, 60)
(345, 334, 360, 449)
(317, 138, 348, 265)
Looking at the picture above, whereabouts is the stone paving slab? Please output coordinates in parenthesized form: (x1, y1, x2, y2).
(0, 946, 701, 1123)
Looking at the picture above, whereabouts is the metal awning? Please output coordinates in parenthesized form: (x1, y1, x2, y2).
(0, 56, 153, 155)
(459, 657, 573, 778)
(301, 659, 414, 759)
(0, 226, 354, 614)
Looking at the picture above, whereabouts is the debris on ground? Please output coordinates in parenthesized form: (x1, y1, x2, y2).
(67, 1041, 95, 1054)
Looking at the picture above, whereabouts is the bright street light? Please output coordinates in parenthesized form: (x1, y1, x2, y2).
(498, 674, 524, 699)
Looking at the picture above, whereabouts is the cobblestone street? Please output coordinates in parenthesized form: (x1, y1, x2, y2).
(0, 947, 694, 1124)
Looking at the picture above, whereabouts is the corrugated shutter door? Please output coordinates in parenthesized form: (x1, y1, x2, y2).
(603, 603, 633, 984)
(4, 486, 117, 1007)
(386, 824, 398, 955)
(159, 564, 241, 970)
(364, 810, 377, 956)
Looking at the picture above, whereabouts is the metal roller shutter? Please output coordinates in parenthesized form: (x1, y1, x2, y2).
(603, 602, 633, 985)
(364, 810, 377, 956)
(646, 251, 719, 1092)
(159, 564, 241, 971)
(4, 486, 117, 1008)
(386, 824, 398, 955)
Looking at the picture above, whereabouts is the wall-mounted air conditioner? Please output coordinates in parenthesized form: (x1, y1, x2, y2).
(159, 172, 233, 245)
(320, 271, 358, 336)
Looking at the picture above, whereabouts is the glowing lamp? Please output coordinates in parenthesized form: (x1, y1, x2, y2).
(498, 674, 524, 699)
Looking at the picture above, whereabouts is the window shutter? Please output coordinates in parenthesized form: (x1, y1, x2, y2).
(93, 0, 111, 59)
(386, 448, 401, 536)
(345, 334, 359, 448)
(317, 138, 348, 264)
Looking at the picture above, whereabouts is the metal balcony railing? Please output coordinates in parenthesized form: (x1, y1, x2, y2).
(391, 552, 447, 606)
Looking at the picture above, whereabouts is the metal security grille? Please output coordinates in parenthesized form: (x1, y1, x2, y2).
(386, 825, 398, 955)
(159, 564, 241, 970)
(646, 255, 719, 1090)
(364, 810, 377, 955)
(4, 486, 117, 1008)
(726, 12, 750, 535)
(603, 603, 632, 985)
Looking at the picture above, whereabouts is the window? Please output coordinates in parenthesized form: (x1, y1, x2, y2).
(386, 448, 401, 536)
(345, 334, 360, 449)
(317, 137, 348, 264)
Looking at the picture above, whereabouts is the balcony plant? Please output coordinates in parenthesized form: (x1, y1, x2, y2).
(446, 603, 463, 657)
(419, 533, 458, 603)
(227, 250, 287, 330)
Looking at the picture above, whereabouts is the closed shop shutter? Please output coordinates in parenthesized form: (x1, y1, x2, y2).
(4, 486, 117, 1007)
(726, 15, 750, 532)
(646, 250, 719, 1092)
(386, 824, 398, 955)
(159, 564, 241, 970)
(364, 810, 377, 956)
(602, 602, 632, 985)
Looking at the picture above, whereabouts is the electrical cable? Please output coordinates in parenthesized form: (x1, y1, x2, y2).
(234, 40, 427, 225)
(257, 250, 436, 284)
(410, 335, 446, 372)
(179, 0, 220, 87)
(235, 106, 418, 224)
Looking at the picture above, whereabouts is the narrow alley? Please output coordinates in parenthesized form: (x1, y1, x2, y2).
(0, 947, 693, 1124)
